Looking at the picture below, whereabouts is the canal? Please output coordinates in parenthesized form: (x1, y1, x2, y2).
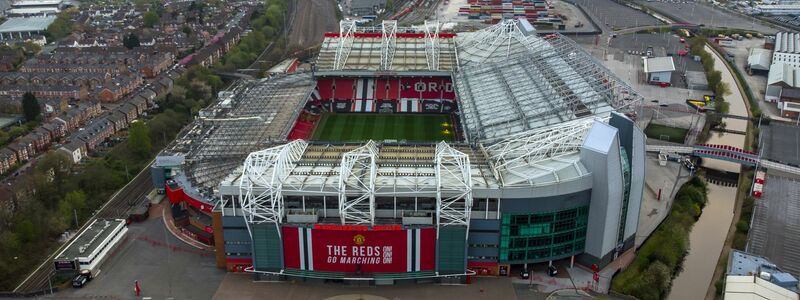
(667, 45, 747, 300)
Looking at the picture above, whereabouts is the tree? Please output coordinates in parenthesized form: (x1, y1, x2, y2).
(123, 33, 141, 49)
(143, 11, 160, 28)
(21, 91, 40, 121)
(128, 122, 151, 158)
(46, 12, 75, 40)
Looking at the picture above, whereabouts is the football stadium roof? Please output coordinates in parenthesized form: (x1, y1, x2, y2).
(454, 20, 639, 142)
(163, 20, 643, 227)
(315, 20, 457, 73)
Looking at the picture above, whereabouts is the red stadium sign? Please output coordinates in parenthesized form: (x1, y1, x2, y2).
(282, 226, 435, 273)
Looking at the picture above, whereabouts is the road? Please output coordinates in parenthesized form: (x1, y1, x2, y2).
(13, 161, 154, 294)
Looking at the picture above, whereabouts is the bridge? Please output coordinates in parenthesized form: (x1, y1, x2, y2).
(646, 144, 800, 175)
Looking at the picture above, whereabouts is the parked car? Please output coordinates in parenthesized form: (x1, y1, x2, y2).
(72, 270, 93, 288)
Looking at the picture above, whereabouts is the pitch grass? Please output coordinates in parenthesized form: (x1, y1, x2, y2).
(311, 113, 456, 142)
(644, 123, 689, 143)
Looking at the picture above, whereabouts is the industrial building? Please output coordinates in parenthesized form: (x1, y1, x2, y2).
(772, 32, 800, 68)
(153, 20, 645, 283)
(747, 48, 773, 75)
(6, 0, 65, 15)
(724, 250, 799, 299)
(643, 56, 675, 85)
(0, 16, 55, 42)
(53, 219, 128, 274)
(346, 0, 386, 16)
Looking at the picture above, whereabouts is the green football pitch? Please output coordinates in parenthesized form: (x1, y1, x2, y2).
(311, 113, 457, 142)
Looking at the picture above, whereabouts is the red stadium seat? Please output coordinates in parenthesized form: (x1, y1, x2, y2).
(317, 78, 335, 100)
(333, 78, 355, 100)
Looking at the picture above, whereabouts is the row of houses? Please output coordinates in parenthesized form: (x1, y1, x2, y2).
(180, 7, 253, 68)
(59, 68, 185, 164)
(0, 68, 186, 175)
(0, 102, 101, 174)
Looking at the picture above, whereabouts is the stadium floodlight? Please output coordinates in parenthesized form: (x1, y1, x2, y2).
(435, 142, 473, 236)
(238, 140, 308, 227)
(423, 20, 440, 71)
(338, 140, 379, 225)
(334, 20, 357, 70)
(380, 20, 397, 70)
(485, 118, 596, 185)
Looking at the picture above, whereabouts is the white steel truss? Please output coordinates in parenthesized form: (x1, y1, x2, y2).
(484, 118, 597, 184)
(435, 142, 473, 233)
(334, 20, 357, 70)
(380, 20, 397, 70)
(238, 140, 308, 225)
(338, 141, 379, 225)
(423, 20, 441, 71)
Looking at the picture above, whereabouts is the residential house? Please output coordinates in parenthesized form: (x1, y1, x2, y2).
(75, 117, 115, 153)
(0, 148, 18, 174)
(108, 112, 128, 132)
(59, 140, 84, 163)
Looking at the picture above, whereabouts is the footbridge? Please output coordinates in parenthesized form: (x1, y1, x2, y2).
(646, 143, 800, 175)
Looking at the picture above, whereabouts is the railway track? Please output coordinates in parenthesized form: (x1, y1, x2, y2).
(13, 163, 154, 294)
(399, 0, 442, 25)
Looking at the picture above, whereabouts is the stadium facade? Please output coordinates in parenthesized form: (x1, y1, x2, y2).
(153, 19, 646, 283)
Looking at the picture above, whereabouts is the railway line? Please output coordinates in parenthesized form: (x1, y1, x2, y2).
(13, 163, 154, 295)
(398, 0, 442, 25)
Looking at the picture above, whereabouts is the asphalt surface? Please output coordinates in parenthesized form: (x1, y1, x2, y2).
(214, 274, 517, 300)
(762, 123, 800, 167)
(50, 206, 225, 300)
(632, 0, 778, 34)
(748, 175, 800, 277)
(573, 0, 663, 30)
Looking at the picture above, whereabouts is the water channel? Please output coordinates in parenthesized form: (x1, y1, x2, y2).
(667, 45, 747, 300)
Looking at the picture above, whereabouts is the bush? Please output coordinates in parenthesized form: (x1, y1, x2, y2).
(612, 176, 708, 299)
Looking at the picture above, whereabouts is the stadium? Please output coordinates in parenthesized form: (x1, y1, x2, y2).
(152, 19, 646, 283)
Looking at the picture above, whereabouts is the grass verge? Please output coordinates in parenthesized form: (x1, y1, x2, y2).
(644, 124, 689, 143)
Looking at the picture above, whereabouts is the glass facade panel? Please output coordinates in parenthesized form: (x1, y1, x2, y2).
(499, 205, 589, 264)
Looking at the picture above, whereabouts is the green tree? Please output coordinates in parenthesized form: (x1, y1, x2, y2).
(123, 33, 141, 49)
(128, 122, 151, 158)
(143, 11, 160, 28)
(46, 12, 75, 40)
(21, 91, 40, 121)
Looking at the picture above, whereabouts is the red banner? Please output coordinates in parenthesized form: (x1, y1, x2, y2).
(399, 78, 455, 100)
(282, 226, 435, 273)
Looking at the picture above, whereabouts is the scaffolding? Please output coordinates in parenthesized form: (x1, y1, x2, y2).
(165, 73, 314, 201)
(338, 141, 379, 225)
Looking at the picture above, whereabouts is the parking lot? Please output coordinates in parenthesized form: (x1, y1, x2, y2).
(762, 123, 800, 167)
(51, 204, 225, 300)
(574, 0, 663, 29)
(633, 0, 778, 34)
(748, 175, 800, 276)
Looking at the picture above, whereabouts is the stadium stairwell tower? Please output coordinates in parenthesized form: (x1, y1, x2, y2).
(434, 142, 473, 275)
